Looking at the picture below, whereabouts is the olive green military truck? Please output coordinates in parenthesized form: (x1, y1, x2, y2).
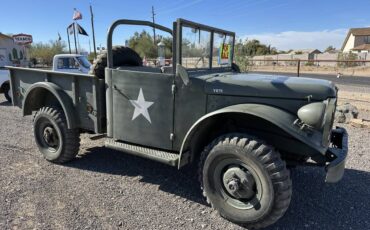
(7, 19, 348, 229)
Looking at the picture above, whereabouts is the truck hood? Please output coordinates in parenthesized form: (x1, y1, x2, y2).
(204, 73, 337, 100)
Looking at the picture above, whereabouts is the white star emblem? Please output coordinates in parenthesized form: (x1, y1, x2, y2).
(129, 88, 154, 123)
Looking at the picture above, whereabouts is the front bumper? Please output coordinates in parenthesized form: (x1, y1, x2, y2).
(325, 127, 348, 183)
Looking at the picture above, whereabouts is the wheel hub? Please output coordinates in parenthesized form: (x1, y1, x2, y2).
(43, 126, 58, 147)
(223, 167, 256, 200)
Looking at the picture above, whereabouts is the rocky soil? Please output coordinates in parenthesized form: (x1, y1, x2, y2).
(0, 93, 369, 230)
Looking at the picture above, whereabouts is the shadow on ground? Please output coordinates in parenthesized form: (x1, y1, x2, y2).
(0, 101, 12, 106)
(68, 147, 205, 205)
(66, 146, 370, 229)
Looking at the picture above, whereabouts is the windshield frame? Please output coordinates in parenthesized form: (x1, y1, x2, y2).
(76, 56, 91, 69)
(176, 18, 235, 70)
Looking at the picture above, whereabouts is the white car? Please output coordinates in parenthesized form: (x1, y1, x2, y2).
(0, 54, 91, 103)
(52, 54, 91, 74)
(0, 69, 11, 102)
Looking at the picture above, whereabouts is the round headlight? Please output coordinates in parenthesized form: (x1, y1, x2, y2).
(297, 102, 326, 129)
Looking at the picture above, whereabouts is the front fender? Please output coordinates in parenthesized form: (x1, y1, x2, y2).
(23, 82, 77, 129)
(178, 103, 326, 168)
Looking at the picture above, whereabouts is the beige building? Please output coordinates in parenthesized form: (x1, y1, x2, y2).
(0, 33, 29, 67)
(341, 27, 370, 53)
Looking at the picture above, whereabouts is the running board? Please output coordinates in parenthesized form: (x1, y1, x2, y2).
(105, 140, 179, 167)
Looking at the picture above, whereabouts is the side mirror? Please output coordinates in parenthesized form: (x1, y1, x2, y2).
(176, 64, 189, 86)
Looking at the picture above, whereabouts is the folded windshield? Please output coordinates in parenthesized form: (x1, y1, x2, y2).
(179, 20, 235, 69)
(181, 27, 211, 69)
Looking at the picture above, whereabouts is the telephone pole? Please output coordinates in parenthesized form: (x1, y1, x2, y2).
(151, 6, 156, 45)
(90, 4, 97, 58)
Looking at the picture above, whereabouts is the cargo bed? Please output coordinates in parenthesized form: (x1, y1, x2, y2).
(7, 67, 106, 133)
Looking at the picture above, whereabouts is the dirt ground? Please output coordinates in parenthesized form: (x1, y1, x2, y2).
(337, 84, 370, 120)
(0, 88, 369, 229)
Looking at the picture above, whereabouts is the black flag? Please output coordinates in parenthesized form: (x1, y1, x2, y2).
(67, 23, 74, 35)
(76, 23, 88, 36)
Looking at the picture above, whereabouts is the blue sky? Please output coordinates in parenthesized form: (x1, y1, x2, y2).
(1, 0, 370, 51)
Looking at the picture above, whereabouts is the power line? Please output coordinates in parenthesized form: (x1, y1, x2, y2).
(155, 0, 186, 12)
(156, 0, 203, 15)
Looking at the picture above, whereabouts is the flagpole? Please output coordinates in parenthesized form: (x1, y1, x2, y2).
(67, 28, 71, 54)
(90, 4, 97, 58)
(89, 38, 91, 54)
(73, 22, 78, 54)
(76, 23, 80, 54)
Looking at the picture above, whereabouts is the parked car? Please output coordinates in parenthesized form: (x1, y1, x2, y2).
(0, 68, 11, 102)
(52, 54, 91, 74)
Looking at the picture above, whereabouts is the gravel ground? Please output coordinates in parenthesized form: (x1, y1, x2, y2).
(337, 84, 370, 120)
(0, 94, 369, 230)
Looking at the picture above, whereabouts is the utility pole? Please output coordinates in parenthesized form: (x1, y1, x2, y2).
(90, 4, 97, 58)
(151, 6, 156, 45)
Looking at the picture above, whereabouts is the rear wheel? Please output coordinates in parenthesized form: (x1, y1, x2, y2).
(33, 107, 80, 163)
(199, 133, 292, 229)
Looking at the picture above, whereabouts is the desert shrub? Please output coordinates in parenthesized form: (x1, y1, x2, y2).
(337, 52, 358, 68)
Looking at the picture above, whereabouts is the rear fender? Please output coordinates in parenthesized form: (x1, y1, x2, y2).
(23, 82, 77, 129)
(178, 104, 326, 168)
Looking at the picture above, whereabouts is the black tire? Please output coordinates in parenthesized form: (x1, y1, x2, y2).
(3, 83, 11, 103)
(89, 46, 143, 79)
(33, 107, 80, 163)
(198, 133, 292, 229)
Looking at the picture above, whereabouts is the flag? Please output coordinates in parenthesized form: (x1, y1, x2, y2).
(73, 8, 82, 20)
(76, 23, 88, 36)
(58, 32, 61, 41)
(67, 23, 74, 35)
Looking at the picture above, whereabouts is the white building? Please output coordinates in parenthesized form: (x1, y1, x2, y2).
(341, 27, 370, 53)
(0, 33, 29, 67)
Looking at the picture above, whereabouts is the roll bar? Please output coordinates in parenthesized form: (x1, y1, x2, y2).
(106, 19, 173, 68)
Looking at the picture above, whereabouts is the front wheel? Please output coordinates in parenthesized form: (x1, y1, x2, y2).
(33, 107, 80, 163)
(4, 83, 11, 103)
(199, 134, 292, 229)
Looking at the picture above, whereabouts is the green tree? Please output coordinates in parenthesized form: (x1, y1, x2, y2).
(242, 39, 276, 56)
(278, 49, 293, 54)
(233, 38, 280, 71)
(337, 52, 358, 67)
(29, 40, 66, 66)
(324, 45, 336, 53)
(127, 30, 172, 59)
(19, 50, 23, 60)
